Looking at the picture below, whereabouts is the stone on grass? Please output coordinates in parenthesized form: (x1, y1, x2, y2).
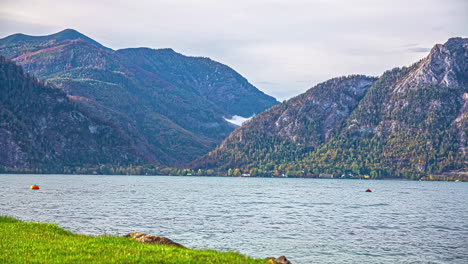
(124, 232, 184, 248)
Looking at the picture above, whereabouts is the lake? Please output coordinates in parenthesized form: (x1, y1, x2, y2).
(1, 174, 467, 263)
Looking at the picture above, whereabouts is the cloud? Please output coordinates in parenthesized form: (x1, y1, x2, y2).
(407, 47, 432, 53)
(224, 115, 253, 126)
(255, 81, 275, 85)
(0, 12, 56, 36)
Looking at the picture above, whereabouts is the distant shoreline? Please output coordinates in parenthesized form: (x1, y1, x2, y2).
(0, 172, 466, 182)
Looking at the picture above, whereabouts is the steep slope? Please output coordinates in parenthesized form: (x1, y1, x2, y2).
(312, 37, 467, 178)
(0, 29, 278, 166)
(116, 48, 278, 117)
(0, 56, 141, 169)
(6, 38, 226, 165)
(195, 75, 378, 170)
(196, 38, 467, 178)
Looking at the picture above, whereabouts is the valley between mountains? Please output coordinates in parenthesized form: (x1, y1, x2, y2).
(0, 29, 278, 167)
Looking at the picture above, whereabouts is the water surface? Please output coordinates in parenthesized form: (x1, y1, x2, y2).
(1, 174, 467, 263)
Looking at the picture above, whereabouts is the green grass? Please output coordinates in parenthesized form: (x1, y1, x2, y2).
(0, 216, 268, 264)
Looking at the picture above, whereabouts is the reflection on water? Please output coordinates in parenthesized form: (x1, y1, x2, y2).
(0, 175, 467, 264)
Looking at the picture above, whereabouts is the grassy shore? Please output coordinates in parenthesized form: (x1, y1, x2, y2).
(0, 216, 268, 264)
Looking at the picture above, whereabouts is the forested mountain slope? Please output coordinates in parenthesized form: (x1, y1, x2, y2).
(0, 56, 141, 169)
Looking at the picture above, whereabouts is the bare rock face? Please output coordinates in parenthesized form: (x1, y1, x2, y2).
(124, 232, 184, 248)
(273, 75, 377, 145)
(267, 255, 292, 264)
(395, 37, 467, 93)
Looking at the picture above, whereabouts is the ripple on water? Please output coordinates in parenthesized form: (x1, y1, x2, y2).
(1, 175, 467, 264)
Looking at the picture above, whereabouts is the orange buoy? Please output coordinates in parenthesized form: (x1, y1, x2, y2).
(365, 189, 372, 192)
(30, 185, 40, 190)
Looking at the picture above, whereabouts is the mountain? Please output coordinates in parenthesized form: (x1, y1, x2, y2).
(195, 75, 378, 169)
(0, 29, 278, 167)
(116, 48, 277, 117)
(0, 29, 111, 58)
(0, 56, 141, 170)
(195, 38, 467, 179)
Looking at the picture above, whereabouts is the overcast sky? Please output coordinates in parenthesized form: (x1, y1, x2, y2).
(1, 0, 467, 100)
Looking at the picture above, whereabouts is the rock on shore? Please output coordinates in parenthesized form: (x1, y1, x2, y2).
(267, 255, 292, 264)
(124, 232, 185, 248)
